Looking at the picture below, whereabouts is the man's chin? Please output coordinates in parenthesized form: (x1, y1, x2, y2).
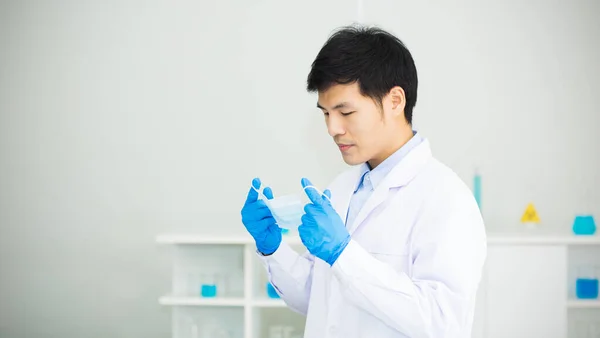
(341, 154, 364, 166)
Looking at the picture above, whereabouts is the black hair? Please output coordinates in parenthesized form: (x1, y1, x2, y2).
(306, 25, 418, 124)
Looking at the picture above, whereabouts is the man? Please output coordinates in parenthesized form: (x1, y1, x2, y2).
(241, 25, 486, 337)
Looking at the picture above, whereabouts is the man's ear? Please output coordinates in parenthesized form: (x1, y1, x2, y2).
(389, 86, 406, 115)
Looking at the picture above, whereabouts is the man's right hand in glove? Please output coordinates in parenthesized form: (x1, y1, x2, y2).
(240, 178, 282, 255)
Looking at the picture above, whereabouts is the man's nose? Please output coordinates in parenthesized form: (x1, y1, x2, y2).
(326, 114, 345, 137)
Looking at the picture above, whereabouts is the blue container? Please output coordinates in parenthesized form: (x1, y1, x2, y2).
(473, 173, 482, 209)
(266, 282, 280, 299)
(200, 284, 217, 298)
(576, 278, 599, 299)
(573, 215, 596, 235)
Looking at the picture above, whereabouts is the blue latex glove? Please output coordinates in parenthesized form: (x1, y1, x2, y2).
(241, 178, 282, 255)
(298, 178, 351, 266)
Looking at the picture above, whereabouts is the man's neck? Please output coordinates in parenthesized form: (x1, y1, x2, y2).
(368, 128, 414, 169)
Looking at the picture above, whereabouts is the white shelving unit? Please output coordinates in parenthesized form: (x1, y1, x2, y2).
(477, 232, 600, 338)
(567, 300, 600, 309)
(157, 232, 600, 338)
(157, 233, 306, 338)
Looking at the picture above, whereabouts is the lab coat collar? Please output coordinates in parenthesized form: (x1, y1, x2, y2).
(353, 131, 423, 193)
(345, 138, 433, 234)
(379, 137, 432, 189)
(346, 138, 432, 192)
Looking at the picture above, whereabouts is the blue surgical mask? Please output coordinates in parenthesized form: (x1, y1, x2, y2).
(253, 184, 329, 230)
(263, 194, 306, 230)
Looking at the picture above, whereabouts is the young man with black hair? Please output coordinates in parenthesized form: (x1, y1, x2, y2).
(241, 25, 486, 338)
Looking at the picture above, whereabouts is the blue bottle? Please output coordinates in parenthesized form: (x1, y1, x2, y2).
(572, 215, 596, 235)
(266, 282, 280, 299)
(200, 284, 217, 298)
(576, 278, 599, 299)
(473, 170, 482, 210)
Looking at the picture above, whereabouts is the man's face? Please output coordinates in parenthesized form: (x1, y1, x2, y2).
(317, 82, 406, 168)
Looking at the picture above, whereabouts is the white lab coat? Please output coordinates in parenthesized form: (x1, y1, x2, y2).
(258, 139, 487, 338)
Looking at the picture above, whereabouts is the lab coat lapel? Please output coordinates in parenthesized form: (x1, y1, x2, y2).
(346, 139, 433, 235)
(331, 164, 369, 224)
(346, 184, 389, 235)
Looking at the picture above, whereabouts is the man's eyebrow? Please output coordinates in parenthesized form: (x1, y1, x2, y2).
(316, 102, 350, 110)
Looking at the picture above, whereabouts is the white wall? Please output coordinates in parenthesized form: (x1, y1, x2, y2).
(0, 0, 598, 336)
(364, 0, 600, 230)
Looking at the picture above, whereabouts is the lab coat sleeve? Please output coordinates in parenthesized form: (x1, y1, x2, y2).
(257, 241, 315, 315)
(331, 188, 487, 337)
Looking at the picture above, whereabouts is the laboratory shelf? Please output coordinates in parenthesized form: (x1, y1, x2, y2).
(487, 234, 600, 245)
(156, 233, 303, 245)
(158, 296, 287, 308)
(567, 300, 600, 309)
(158, 233, 307, 338)
(157, 233, 600, 246)
(157, 234, 253, 245)
(251, 299, 287, 308)
(157, 231, 600, 338)
(159, 296, 246, 307)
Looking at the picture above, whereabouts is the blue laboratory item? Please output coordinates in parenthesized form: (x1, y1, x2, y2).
(263, 194, 306, 230)
(573, 215, 596, 235)
(473, 170, 482, 209)
(266, 282, 280, 299)
(250, 179, 306, 231)
(200, 284, 217, 298)
(576, 278, 599, 299)
(281, 228, 289, 235)
(255, 180, 331, 231)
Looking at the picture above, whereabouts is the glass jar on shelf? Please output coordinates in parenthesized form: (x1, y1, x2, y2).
(575, 265, 599, 299)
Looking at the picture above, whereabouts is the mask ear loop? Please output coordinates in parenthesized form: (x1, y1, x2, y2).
(251, 184, 268, 201)
(302, 185, 331, 202)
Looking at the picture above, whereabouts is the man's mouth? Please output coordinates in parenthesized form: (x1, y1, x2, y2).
(338, 144, 353, 151)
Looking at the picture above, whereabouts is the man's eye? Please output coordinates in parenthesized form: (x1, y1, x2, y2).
(341, 111, 355, 116)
